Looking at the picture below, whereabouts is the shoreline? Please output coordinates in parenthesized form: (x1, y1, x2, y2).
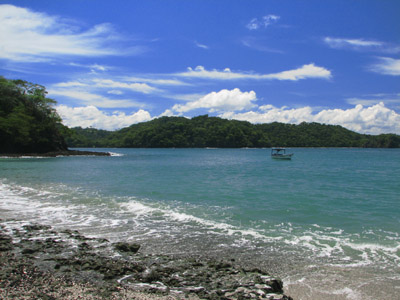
(0, 149, 111, 158)
(0, 219, 293, 300)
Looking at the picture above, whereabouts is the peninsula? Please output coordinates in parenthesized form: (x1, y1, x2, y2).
(0, 77, 109, 157)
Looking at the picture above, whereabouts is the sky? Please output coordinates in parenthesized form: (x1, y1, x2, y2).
(1, 0, 400, 134)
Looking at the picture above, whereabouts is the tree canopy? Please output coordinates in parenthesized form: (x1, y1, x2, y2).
(65, 115, 400, 148)
(1, 76, 399, 152)
(0, 76, 67, 154)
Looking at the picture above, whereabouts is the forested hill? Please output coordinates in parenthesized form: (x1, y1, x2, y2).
(2, 75, 398, 151)
(65, 115, 400, 148)
(0, 77, 67, 154)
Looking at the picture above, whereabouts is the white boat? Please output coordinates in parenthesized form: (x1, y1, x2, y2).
(271, 148, 293, 160)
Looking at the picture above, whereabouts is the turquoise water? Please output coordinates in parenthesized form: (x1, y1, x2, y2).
(1, 148, 399, 299)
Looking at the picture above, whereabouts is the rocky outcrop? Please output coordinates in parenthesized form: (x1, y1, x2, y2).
(0, 221, 293, 300)
(1, 149, 111, 157)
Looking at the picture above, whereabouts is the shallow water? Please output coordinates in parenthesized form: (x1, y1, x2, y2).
(1, 148, 399, 299)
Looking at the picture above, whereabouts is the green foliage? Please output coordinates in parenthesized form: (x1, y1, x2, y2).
(65, 115, 400, 148)
(0, 76, 67, 153)
(64, 126, 113, 148)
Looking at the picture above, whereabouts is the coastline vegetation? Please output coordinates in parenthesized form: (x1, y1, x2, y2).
(65, 115, 400, 148)
(1, 76, 400, 153)
(0, 76, 67, 154)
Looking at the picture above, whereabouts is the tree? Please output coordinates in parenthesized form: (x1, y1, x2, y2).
(0, 76, 67, 153)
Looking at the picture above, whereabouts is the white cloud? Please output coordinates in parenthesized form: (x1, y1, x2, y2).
(314, 103, 400, 134)
(54, 81, 87, 88)
(92, 79, 159, 94)
(241, 37, 284, 54)
(323, 37, 400, 53)
(369, 57, 400, 76)
(324, 37, 383, 49)
(0, 4, 137, 62)
(159, 109, 181, 117)
(48, 89, 145, 108)
(219, 103, 400, 135)
(69, 62, 109, 72)
(54, 77, 160, 94)
(347, 93, 400, 107)
(56, 105, 152, 130)
(220, 105, 313, 124)
(107, 90, 124, 95)
(172, 88, 257, 113)
(177, 64, 331, 81)
(194, 41, 209, 49)
(246, 14, 280, 30)
(265, 63, 332, 80)
(177, 66, 250, 80)
(125, 77, 188, 86)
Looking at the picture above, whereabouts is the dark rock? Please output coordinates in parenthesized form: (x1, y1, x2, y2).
(2, 150, 111, 157)
(0, 233, 13, 251)
(113, 242, 140, 254)
(22, 248, 38, 255)
(0, 221, 293, 300)
(78, 242, 92, 251)
(23, 224, 51, 231)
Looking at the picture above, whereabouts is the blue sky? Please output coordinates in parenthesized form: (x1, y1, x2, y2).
(1, 0, 400, 134)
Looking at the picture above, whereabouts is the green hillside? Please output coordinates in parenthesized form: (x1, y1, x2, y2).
(0, 77, 67, 154)
(65, 115, 400, 148)
(2, 76, 398, 151)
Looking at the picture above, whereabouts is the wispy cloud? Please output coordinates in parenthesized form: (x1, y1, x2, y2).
(0, 4, 142, 62)
(49, 89, 146, 108)
(241, 37, 284, 54)
(323, 37, 400, 53)
(91, 79, 159, 94)
(53, 77, 161, 94)
(347, 93, 400, 107)
(125, 77, 188, 86)
(369, 57, 400, 76)
(69, 62, 110, 72)
(194, 41, 209, 50)
(176, 64, 331, 81)
(324, 37, 382, 48)
(246, 14, 280, 30)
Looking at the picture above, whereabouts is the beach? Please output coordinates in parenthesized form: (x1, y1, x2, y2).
(1, 148, 399, 299)
(0, 218, 291, 299)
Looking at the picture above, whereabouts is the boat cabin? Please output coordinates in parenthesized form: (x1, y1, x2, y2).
(271, 148, 294, 160)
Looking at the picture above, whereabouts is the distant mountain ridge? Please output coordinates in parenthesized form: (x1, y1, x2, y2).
(65, 115, 400, 148)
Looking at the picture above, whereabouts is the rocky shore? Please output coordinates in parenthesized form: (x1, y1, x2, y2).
(0, 220, 293, 300)
(0, 149, 111, 157)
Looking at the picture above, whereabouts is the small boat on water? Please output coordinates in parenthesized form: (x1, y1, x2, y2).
(271, 148, 293, 160)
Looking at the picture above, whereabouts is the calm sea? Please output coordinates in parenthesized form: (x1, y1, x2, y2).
(1, 148, 399, 299)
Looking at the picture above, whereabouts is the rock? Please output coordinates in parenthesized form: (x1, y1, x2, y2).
(22, 248, 38, 255)
(0, 221, 293, 300)
(255, 283, 273, 291)
(23, 224, 51, 231)
(113, 242, 140, 254)
(78, 242, 92, 251)
(0, 233, 13, 251)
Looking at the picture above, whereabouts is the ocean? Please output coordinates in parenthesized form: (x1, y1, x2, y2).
(1, 148, 399, 299)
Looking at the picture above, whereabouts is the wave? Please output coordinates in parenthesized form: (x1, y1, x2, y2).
(0, 179, 399, 269)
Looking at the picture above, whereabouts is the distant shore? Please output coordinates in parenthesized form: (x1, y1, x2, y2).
(0, 219, 292, 300)
(0, 149, 111, 158)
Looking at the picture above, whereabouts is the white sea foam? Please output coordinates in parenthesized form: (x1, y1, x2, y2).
(109, 152, 124, 157)
(331, 287, 363, 300)
(1, 179, 399, 273)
